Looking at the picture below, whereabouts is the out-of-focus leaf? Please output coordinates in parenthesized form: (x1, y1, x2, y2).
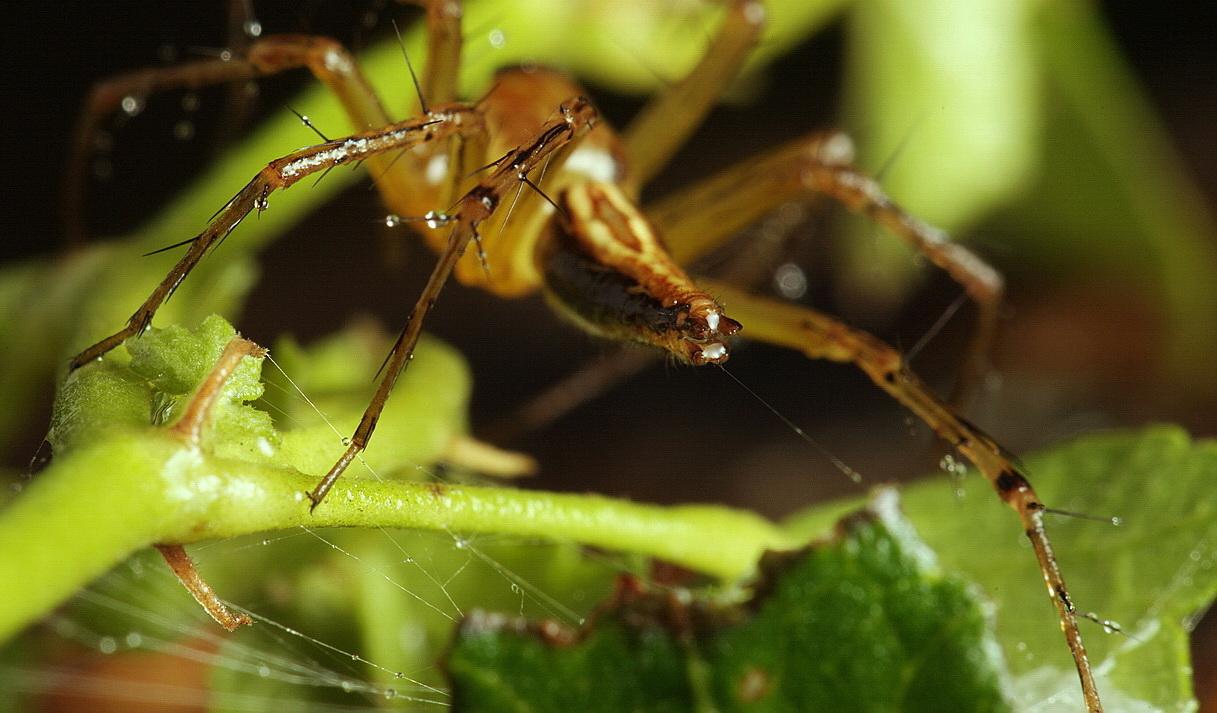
(837, 0, 1041, 311)
(834, 0, 1217, 395)
(1012, 0, 1217, 389)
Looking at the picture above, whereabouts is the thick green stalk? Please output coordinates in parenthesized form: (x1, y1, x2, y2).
(0, 429, 792, 642)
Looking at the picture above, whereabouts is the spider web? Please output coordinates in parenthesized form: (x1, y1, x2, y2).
(2, 353, 643, 712)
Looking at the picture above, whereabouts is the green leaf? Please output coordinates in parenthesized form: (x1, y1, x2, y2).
(836, 0, 1042, 311)
(784, 426, 1217, 712)
(904, 427, 1217, 712)
(1013, 1, 1217, 387)
(447, 489, 1014, 713)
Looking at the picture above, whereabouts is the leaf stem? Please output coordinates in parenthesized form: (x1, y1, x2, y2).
(0, 430, 793, 642)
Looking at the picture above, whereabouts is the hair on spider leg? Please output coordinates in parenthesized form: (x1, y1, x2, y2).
(848, 111, 934, 284)
(607, 35, 676, 89)
(286, 105, 331, 142)
(493, 154, 559, 252)
(311, 164, 337, 188)
(1042, 506, 1125, 527)
(143, 234, 201, 257)
(364, 117, 449, 190)
(466, 152, 511, 180)
(904, 289, 970, 365)
(520, 174, 567, 221)
(390, 18, 429, 115)
(473, 80, 504, 111)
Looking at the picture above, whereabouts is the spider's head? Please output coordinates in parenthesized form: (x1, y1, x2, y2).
(537, 182, 741, 365)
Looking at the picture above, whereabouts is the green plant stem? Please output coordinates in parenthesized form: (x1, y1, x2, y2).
(0, 430, 793, 642)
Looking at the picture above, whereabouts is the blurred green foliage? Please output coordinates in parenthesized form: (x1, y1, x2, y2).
(0, 1, 1214, 711)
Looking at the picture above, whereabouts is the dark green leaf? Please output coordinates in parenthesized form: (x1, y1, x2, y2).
(448, 489, 1014, 713)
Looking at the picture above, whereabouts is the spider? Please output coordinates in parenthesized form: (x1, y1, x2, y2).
(63, 0, 1102, 709)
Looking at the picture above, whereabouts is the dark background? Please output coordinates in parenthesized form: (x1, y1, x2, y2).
(3, 1, 1215, 708)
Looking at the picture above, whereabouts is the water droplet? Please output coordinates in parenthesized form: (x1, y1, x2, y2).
(243, 20, 263, 38)
(1190, 549, 1203, 561)
(120, 95, 145, 117)
(341, 680, 354, 692)
(423, 210, 447, 229)
(219, 49, 233, 62)
(1109, 516, 1123, 527)
(773, 262, 807, 300)
(341, 437, 352, 446)
(454, 538, 467, 550)
(384, 213, 401, 227)
(98, 636, 117, 654)
(124, 632, 143, 648)
(173, 120, 195, 141)
(510, 583, 520, 594)
(383, 688, 397, 700)
(488, 29, 506, 49)
(258, 663, 271, 677)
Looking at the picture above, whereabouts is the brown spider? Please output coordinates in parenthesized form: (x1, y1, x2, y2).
(64, 1, 1102, 709)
